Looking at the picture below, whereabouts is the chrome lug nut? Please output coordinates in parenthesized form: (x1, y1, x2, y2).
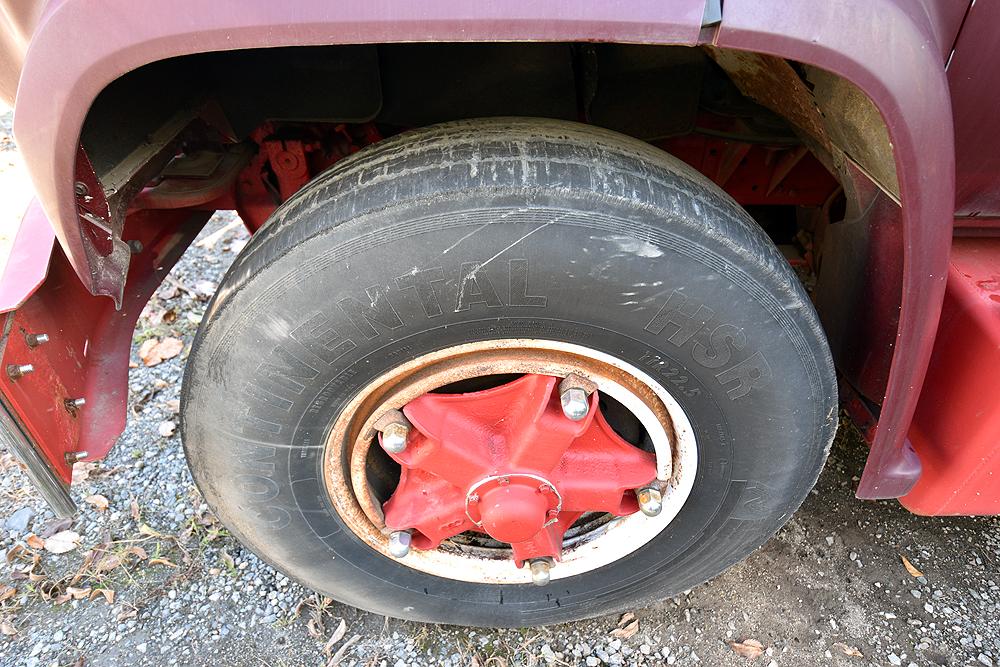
(388, 530, 412, 558)
(380, 421, 410, 454)
(636, 486, 663, 517)
(560, 387, 589, 421)
(528, 558, 552, 586)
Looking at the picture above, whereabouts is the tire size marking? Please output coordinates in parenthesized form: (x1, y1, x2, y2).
(643, 289, 772, 400)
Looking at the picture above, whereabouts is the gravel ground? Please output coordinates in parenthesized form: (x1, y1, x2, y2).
(0, 110, 999, 667)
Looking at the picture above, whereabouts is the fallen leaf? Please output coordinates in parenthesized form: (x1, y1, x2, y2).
(326, 634, 360, 667)
(195, 218, 243, 250)
(148, 558, 178, 568)
(25, 534, 44, 550)
(65, 586, 91, 600)
(128, 361, 139, 368)
(94, 553, 122, 573)
(44, 530, 81, 554)
(220, 550, 235, 571)
(138, 524, 163, 538)
(0, 585, 15, 602)
(307, 616, 324, 639)
(90, 588, 115, 604)
(116, 607, 138, 621)
(729, 638, 765, 659)
(164, 399, 180, 414)
(610, 612, 639, 639)
(71, 461, 98, 484)
(84, 494, 109, 512)
(139, 337, 184, 366)
(0, 621, 16, 636)
(323, 619, 348, 656)
(901, 554, 924, 578)
(127, 545, 148, 560)
(157, 421, 176, 438)
(39, 517, 74, 538)
(130, 498, 141, 522)
(832, 642, 864, 658)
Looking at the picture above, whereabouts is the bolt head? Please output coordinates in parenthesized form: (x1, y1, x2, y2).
(388, 530, 412, 558)
(380, 422, 410, 454)
(636, 486, 663, 517)
(560, 387, 589, 421)
(529, 559, 552, 586)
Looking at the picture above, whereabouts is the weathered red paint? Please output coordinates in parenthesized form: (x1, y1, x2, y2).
(0, 209, 207, 482)
(381, 374, 655, 565)
(717, 1, 956, 499)
(902, 237, 1000, 515)
(0, 200, 55, 313)
(0, 0, 994, 514)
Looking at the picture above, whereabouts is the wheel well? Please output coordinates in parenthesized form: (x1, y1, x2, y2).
(78, 41, 900, 410)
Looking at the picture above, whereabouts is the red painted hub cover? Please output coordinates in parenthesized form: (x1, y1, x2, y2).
(380, 374, 657, 567)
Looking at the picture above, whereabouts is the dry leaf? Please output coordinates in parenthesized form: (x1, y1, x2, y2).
(0, 585, 15, 602)
(90, 588, 115, 604)
(157, 421, 177, 438)
(148, 558, 178, 568)
(71, 461, 98, 484)
(130, 498, 141, 522)
(326, 634, 360, 667)
(307, 616, 324, 639)
(44, 530, 81, 554)
(0, 621, 16, 636)
(138, 524, 163, 538)
(65, 586, 91, 600)
(127, 545, 148, 560)
(323, 619, 348, 656)
(40, 517, 73, 538)
(610, 618, 639, 639)
(94, 554, 122, 573)
(901, 554, 923, 578)
(164, 399, 180, 414)
(25, 534, 44, 550)
(139, 337, 184, 367)
(195, 218, 243, 250)
(84, 494, 109, 512)
(832, 642, 864, 658)
(729, 638, 765, 659)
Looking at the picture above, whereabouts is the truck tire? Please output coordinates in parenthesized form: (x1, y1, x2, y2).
(181, 117, 837, 626)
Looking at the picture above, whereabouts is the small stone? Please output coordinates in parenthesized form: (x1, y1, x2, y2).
(889, 653, 902, 666)
(640, 645, 651, 655)
(586, 657, 601, 667)
(979, 655, 994, 667)
(5, 507, 33, 533)
(910, 589, 922, 599)
(137, 643, 147, 654)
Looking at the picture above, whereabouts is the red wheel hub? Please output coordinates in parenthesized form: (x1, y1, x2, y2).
(380, 374, 657, 567)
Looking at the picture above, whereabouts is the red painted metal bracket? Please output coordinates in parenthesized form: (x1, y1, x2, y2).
(0, 206, 208, 501)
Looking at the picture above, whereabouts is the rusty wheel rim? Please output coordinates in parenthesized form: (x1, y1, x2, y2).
(322, 339, 699, 584)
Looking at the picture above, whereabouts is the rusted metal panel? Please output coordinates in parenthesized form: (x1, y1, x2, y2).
(718, 0, 954, 499)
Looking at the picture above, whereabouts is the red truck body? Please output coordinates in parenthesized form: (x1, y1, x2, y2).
(0, 0, 996, 518)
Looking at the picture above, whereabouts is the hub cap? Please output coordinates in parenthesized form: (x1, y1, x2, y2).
(322, 339, 698, 585)
(381, 374, 657, 566)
